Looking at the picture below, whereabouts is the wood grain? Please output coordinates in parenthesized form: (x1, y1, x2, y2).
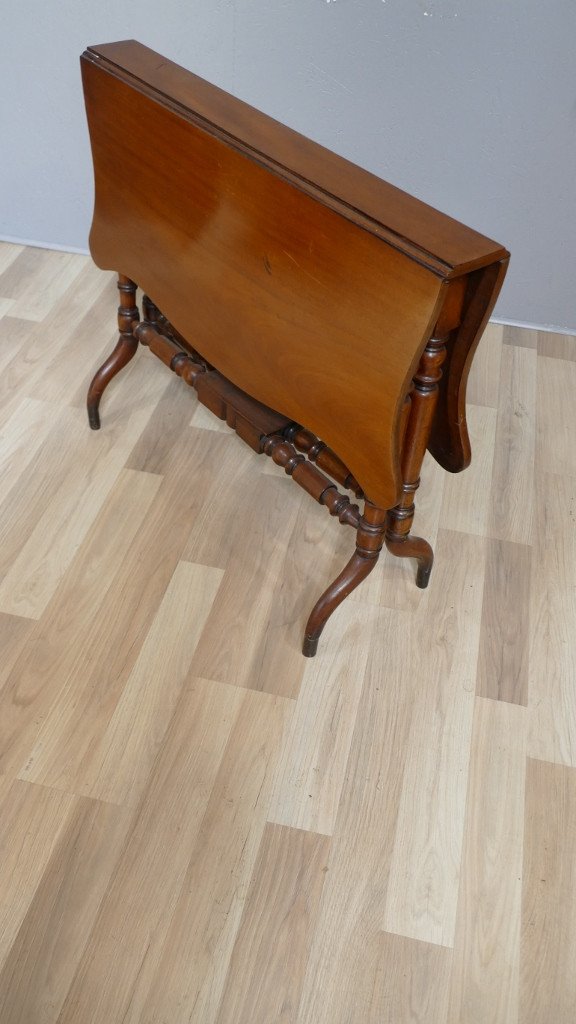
(216, 823, 331, 1024)
(137, 688, 291, 1024)
(520, 759, 576, 1024)
(383, 530, 486, 948)
(503, 325, 538, 350)
(0, 613, 32, 695)
(441, 404, 497, 537)
(0, 404, 157, 618)
(528, 581, 576, 767)
(476, 538, 532, 704)
(305, 931, 453, 1024)
(0, 242, 23, 276)
(189, 476, 303, 696)
(488, 344, 537, 544)
(0, 780, 76, 968)
(0, 398, 62, 509)
(0, 317, 35, 414)
(82, 41, 508, 508)
(447, 697, 527, 1024)
(528, 471, 576, 765)
(537, 330, 576, 362)
(536, 354, 576, 478)
(268, 607, 371, 835)
(0, 246, 84, 321)
(467, 320, 504, 408)
(57, 679, 246, 1024)
(57, 560, 223, 806)
(295, 605, 421, 1024)
(0, 797, 130, 1024)
(0, 468, 162, 784)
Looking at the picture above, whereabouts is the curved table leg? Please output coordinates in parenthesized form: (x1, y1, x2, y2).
(384, 527, 433, 589)
(380, 320, 450, 590)
(384, 480, 433, 588)
(303, 503, 387, 656)
(87, 275, 139, 429)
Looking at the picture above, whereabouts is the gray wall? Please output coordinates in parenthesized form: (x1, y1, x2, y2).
(1, 0, 574, 331)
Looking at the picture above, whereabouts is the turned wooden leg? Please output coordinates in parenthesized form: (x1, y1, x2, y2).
(385, 500, 434, 589)
(303, 502, 387, 657)
(384, 327, 448, 587)
(142, 293, 162, 328)
(87, 275, 139, 429)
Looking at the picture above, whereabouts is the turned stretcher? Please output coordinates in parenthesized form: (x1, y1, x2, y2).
(81, 39, 509, 655)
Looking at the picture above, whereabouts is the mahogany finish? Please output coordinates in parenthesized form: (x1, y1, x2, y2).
(82, 40, 509, 655)
(87, 275, 139, 430)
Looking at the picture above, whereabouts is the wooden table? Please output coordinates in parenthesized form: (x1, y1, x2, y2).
(81, 40, 509, 655)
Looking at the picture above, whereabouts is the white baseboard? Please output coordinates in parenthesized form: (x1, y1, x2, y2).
(1, 235, 574, 336)
(491, 316, 575, 338)
(0, 234, 89, 256)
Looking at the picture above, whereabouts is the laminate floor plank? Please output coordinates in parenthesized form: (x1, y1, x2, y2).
(441, 404, 497, 537)
(503, 324, 538, 350)
(383, 530, 486, 948)
(488, 344, 537, 545)
(215, 822, 330, 1024)
(0, 241, 24, 277)
(0, 403, 157, 618)
(532, 469, 576, 588)
(467, 320, 503, 407)
(137, 689, 292, 1024)
(125, 373, 201, 475)
(0, 406, 104, 587)
(447, 697, 527, 1024)
(268, 609, 371, 835)
(528, 581, 576, 767)
(190, 475, 304, 696)
(0, 247, 85, 321)
(528, 471, 576, 766)
(13, 436, 225, 794)
(181, 437, 259, 569)
(0, 317, 47, 431)
(56, 679, 246, 1024)
(40, 273, 124, 407)
(70, 560, 224, 806)
(0, 780, 76, 969)
(311, 931, 453, 1024)
(295, 604, 440, 1024)
(0, 315, 30, 373)
(0, 264, 111, 419)
(0, 469, 162, 783)
(0, 796, 131, 1024)
(536, 354, 576, 478)
(537, 330, 576, 361)
(0, 396, 64, 509)
(249, 490, 354, 696)
(520, 759, 576, 1024)
(0, 613, 33, 696)
(476, 538, 532, 705)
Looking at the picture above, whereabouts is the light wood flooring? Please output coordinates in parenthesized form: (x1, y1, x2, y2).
(0, 242, 575, 1023)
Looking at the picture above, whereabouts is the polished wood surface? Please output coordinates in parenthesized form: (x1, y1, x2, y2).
(81, 40, 508, 652)
(0, 244, 575, 1022)
(86, 41, 508, 277)
(81, 40, 508, 508)
(82, 48, 438, 510)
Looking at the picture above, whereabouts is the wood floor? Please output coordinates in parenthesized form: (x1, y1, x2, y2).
(0, 242, 575, 1024)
